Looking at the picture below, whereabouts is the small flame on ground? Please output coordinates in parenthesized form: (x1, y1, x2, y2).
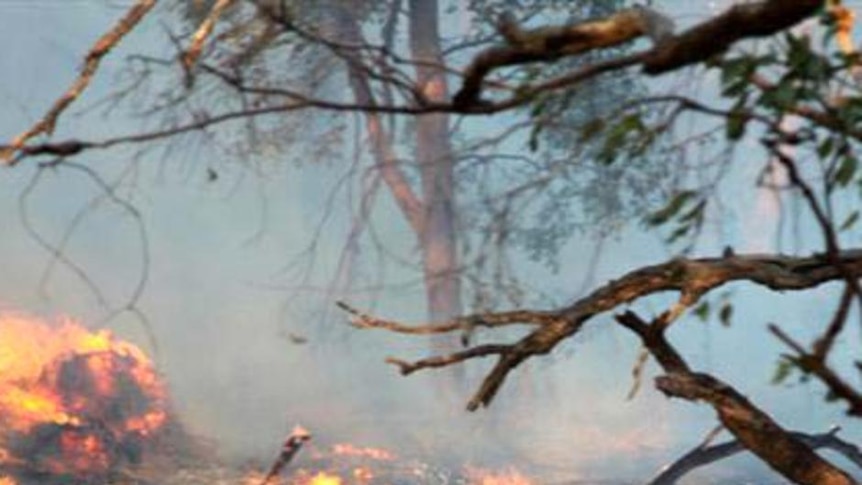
(466, 467, 535, 485)
(304, 471, 343, 485)
(331, 443, 396, 461)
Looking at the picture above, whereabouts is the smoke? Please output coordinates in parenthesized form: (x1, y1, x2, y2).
(2, 3, 862, 484)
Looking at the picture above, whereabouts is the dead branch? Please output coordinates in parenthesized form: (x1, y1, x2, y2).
(643, 0, 821, 74)
(613, 310, 856, 485)
(182, 0, 238, 71)
(260, 426, 312, 485)
(649, 425, 862, 485)
(0, 0, 157, 163)
(453, 6, 671, 107)
(344, 249, 862, 411)
(769, 324, 862, 417)
(337, 300, 557, 334)
(655, 372, 856, 485)
(454, 0, 821, 107)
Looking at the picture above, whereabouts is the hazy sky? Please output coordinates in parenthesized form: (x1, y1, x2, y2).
(1, 1, 861, 481)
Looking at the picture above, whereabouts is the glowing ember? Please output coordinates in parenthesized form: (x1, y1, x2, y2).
(0, 311, 169, 482)
(303, 471, 343, 485)
(351, 466, 374, 482)
(466, 467, 535, 485)
(332, 443, 396, 461)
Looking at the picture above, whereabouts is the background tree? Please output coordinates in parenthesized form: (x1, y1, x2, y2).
(14, 0, 652, 376)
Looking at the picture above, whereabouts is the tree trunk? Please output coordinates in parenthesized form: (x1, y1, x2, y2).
(327, 0, 463, 378)
(408, 0, 464, 357)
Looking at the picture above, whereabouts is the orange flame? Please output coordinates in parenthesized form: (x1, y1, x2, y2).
(331, 443, 396, 461)
(304, 471, 343, 485)
(466, 467, 535, 485)
(0, 311, 168, 479)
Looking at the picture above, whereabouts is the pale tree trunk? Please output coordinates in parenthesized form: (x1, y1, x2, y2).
(408, 0, 464, 353)
(328, 1, 464, 373)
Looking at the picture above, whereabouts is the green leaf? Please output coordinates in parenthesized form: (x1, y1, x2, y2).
(840, 211, 859, 232)
(718, 302, 733, 327)
(679, 200, 707, 224)
(817, 137, 835, 160)
(693, 301, 710, 322)
(578, 118, 605, 142)
(665, 225, 691, 244)
(759, 80, 798, 111)
(772, 358, 795, 385)
(598, 114, 644, 164)
(720, 57, 756, 96)
(645, 191, 697, 227)
(834, 154, 858, 187)
(726, 111, 747, 140)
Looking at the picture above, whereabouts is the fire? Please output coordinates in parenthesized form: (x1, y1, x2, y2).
(0, 311, 169, 482)
(466, 467, 535, 485)
(306, 471, 343, 485)
(332, 443, 396, 461)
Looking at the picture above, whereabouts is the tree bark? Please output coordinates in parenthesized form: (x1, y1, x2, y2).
(408, 0, 464, 363)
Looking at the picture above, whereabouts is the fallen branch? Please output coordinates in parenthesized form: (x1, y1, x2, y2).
(260, 425, 312, 485)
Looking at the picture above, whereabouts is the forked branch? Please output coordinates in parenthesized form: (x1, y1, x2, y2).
(344, 249, 862, 411)
(649, 426, 862, 485)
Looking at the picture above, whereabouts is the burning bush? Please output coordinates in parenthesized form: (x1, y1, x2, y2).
(0, 312, 170, 484)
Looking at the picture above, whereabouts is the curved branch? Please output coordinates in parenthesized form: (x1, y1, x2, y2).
(337, 300, 557, 334)
(649, 426, 862, 485)
(346, 249, 862, 410)
(386, 344, 510, 375)
(655, 372, 856, 485)
(643, 0, 822, 74)
(454, 0, 822, 107)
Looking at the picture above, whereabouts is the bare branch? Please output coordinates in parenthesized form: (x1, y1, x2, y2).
(454, 0, 821, 107)
(385, 345, 510, 375)
(656, 372, 856, 484)
(649, 426, 862, 485)
(0, 0, 157, 163)
(182, 0, 238, 71)
(769, 324, 862, 416)
(338, 301, 555, 335)
(454, 7, 667, 107)
(348, 250, 862, 411)
(643, 0, 821, 74)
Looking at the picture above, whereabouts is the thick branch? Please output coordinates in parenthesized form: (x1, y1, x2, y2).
(454, 0, 822, 107)
(656, 372, 856, 485)
(454, 7, 668, 107)
(643, 0, 822, 74)
(649, 426, 862, 485)
(347, 249, 862, 410)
